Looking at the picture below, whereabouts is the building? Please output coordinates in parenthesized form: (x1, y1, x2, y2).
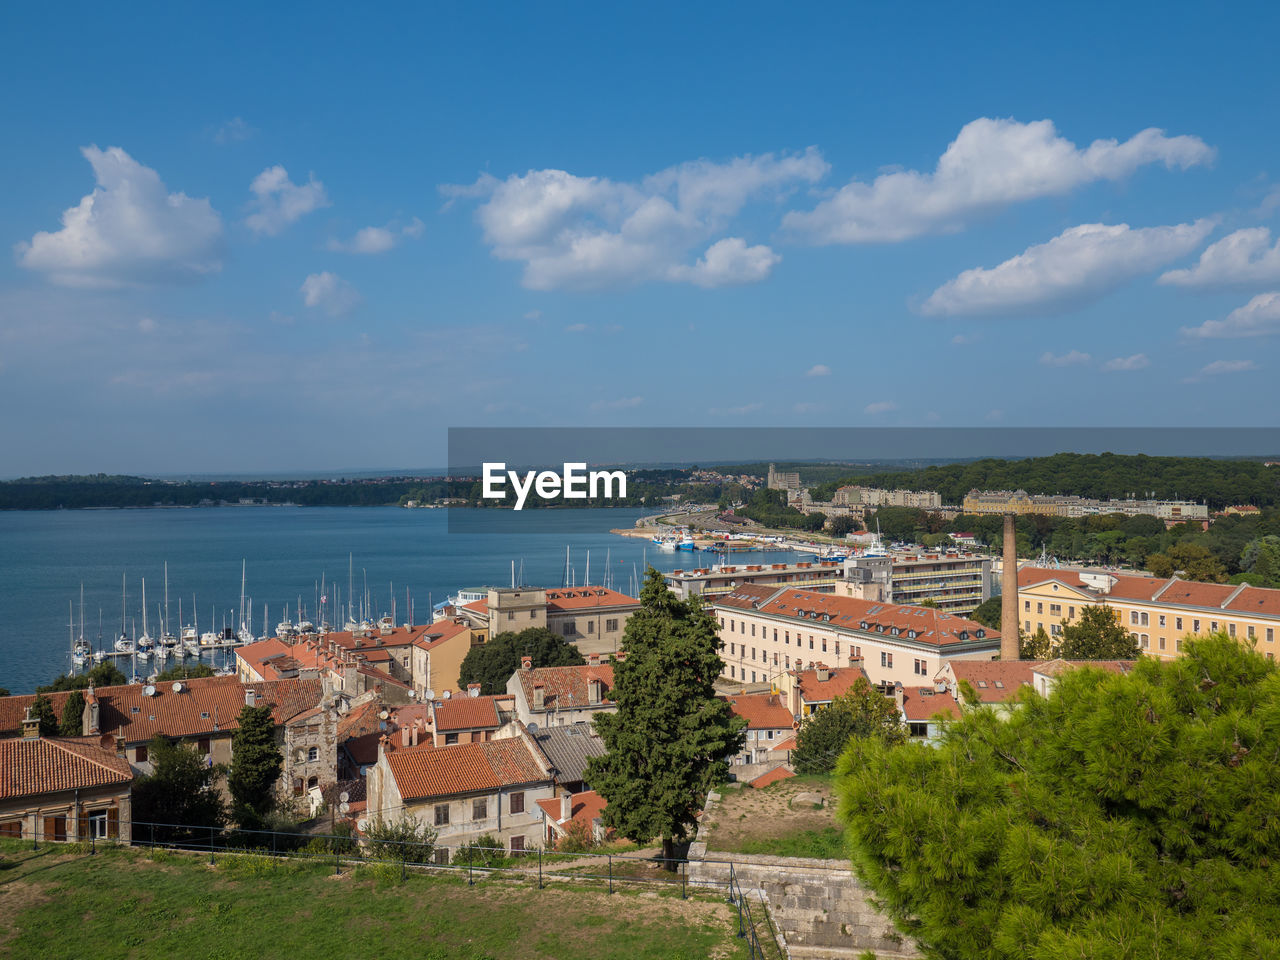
(409, 619, 489, 699)
(506, 656, 616, 727)
(894, 684, 962, 743)
(713, 585, 1000, 689)
(834, 486, 942, 509)
(664, 560, 847, 600)
(0, 721, 133, 843)
(529, 723, 607, 794)
(1017, 566, 1280, 661)
(724, 693, 795, 765)
(535, 789, 609, 848)
(429, 692, 514, 746)
(846, 551, 992, 615)
(365, 731, 554, 854)
(779, 663, 871, 717)
(962, 489, 1208, 521)
(457, 587, 639, 654)
(767, 464, 802, 492)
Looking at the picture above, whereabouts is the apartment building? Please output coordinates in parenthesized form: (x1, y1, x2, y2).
(458, 587, 639, 653)
(664, 560, 846, 600)
(712, 584, 1000, 690)
(833, 486, 942, 509)
(963, 489, 1208, 520)
(506, 656, 616, 727)
(1017, 567, 1280, 660)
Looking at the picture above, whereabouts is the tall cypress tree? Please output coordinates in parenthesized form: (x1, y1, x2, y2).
(29, 693, 58, 737)
(228, 704, 283, 828)
(586, 567, 745, 868)
(59, 690, 86, 736)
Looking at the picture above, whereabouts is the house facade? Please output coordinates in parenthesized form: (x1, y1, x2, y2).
(506, 657, 617, 728)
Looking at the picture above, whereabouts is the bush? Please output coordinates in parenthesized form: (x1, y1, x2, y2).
(554, 818, 598, 854)
(364, 815, 437, 863)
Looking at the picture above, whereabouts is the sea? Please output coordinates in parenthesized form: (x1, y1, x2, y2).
(0, 506, 812, 694)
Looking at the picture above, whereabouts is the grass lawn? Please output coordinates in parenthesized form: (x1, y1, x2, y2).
(705, 775, 846, 859)
(0, 841, 750, 960)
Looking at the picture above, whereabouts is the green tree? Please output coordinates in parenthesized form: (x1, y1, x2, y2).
(792, 678, 904, 774)
(1057, 604, 1140, 660)
(835, 636, 1280, 959)
(828, 515, 860, 537)
(586, 568, 746, 869)
(132, 735, 226, 842)
(37, 660, 127, 693)
(1146, 542, 1227, 582)
(457, 626, 585, 695)
(1019, 625, 1054, 659)
(59, 690, 85, 736)
(968, 596, 1003, 630)
(364, 814, 437, 863)
(29, 693, 58, 736)
(154, 662, 215, 682)
(228, 704, 283, 829)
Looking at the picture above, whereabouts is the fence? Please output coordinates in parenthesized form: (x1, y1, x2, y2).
(121, 819, 782, 955)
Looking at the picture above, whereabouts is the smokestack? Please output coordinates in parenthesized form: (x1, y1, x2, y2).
(1001, 514, 1019, 660)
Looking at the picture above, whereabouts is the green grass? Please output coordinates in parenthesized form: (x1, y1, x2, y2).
(728, 827, 848, 860)
(0, 842, 749, 960)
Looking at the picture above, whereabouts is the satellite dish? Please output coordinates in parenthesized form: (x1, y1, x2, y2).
(339, 790, 350, 804)
(339, 802, 350, 814)
(442, 690, 451, 699)
(527, 722, 539, 731)
(171, 681, 184, 694)
(468, 686, 479, 698)
(142, 684, 156, 697)
(378, 710, 389, 720)
(356, 818, 368, 832)
(423, 690, 434, 702)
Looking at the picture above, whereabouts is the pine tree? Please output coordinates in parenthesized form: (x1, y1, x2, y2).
(59, 690, 85, 736)
(792, 677, 904, 774)
(835, 636, 1280, 958)
(228, 704, 283, 828)
(585, 567, 746, 869)
(1058, 604, 1140, 659)
(29, 693, 58, 737)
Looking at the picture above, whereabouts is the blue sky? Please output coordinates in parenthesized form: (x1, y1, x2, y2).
(2, 1, 1279, 474)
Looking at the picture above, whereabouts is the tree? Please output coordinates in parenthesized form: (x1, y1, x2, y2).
(835, 636, 1280, 959)
(132, 735, 226, 842)
(154, 662, 215, 682)
(828, 515, 860, 537)
(586, 568, 746, 869)
(1057, 604, 1140, 660)
(59, 690, 85, 736)
(968, 596, 1003, 630)
(917, 598, 940, 609)
(364, 814, 437, 863)
(228, 704, 283, 828)
(37, 660, 127, 693)
(792, 678, 904, 774)
(29, 693, 58, 737)
(1019, 625, 1053, 660)
(457, 626, 585, 695)
(1146, 542, 1227, 582)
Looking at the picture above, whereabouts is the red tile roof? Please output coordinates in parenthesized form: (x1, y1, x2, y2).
(432, 695, 509, 732)
(771, 734, 797, 752)
(1031, 659, 1136, 679)
(749, 766, 796, 790)
(515, 664, 614, 712)
(725, 693, 794, 730)
(536, 789, 608, 829)
(945, 661, 1035, 703)
(544, 588, 639, 611)
(900, 686, 962, 722)
(412, 619, 474, 650)
(716, 586, 1000, 648)
(792, 665, 870, 704)
(0, 737, 133, 800)
(387, 736, 548, 801)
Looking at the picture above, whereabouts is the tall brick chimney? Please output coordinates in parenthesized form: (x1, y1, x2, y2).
(1001, 514, 1019, 660)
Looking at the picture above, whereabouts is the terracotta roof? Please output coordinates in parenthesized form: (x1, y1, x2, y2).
(749, 766, 796, 790)
(945, 661, 1036, 703)
(0, 737, 133, 800)
(387, 736, 548, 801)
(715, 586, 1000, 649)
(536, 789, 608, 829)
(1226, 585, 1280, 618)
(1032, 659, 1136, 679)
(792, 665, 870, 704)
(725, 693, 794, 730)
(432, 695, 506, 732)
(1018, 567, 1280, 618)
(515, 664, 614, 713)
(544, 588, 639, 611)
(412, 619, 474, 650)
(900, 686, 962, 722)
(771, 734, 797, 752)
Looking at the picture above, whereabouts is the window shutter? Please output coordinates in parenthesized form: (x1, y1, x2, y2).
(107, 807, 119, 839)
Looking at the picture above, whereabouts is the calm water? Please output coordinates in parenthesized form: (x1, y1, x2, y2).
(0, 507, 809, 694)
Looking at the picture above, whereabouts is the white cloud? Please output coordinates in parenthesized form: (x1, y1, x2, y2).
(523, 310, 542, 321)
(921, 220, 1214, 316)
(1158, 227, 1280, 289)
(1182, 292, 1280, 338)
(137, 317, 158, 333)
(783, 118, 1213, 244)
(805, 364, 831, 377)
(1040, 350, 1092, 367)
(442, 148, 825, 290)
(564, 323, 589, 333)
(213, 117, 254, 144)
(299, 272, 360, 316)
(669, 237, 781, 287)
(328, 217, 424, 254)
(1260, 185, 1280, 217)
(864, 401, 897, 415)
(15, 146, 223, 287)
(710, 402, 764, 416)
(1183, 359, 1258, 383)
(950, 333, 978, 345)
(590, 396, 644, 411)
(246, 166, 329, 236)
(1103, 353, 1150, 371)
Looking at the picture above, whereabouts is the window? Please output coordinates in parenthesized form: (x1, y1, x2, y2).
(784, 656, 790, 668)
(1140, 635, 1148, 649)
(1130, 611, 1139, 625)
(1025, 620, 1031, 633)
(307, 746, 319, 762)
(729, 666, 735, 678)
(1050, 623, 1062, 636)
(1158, 636, 1165, 651)
(751, 647, 756, 660)
(1211, 621, 1219, 632)
(445, 733, 458, 745)
(822, 638, 827, 652)
(1228, 623, 1236, 637)
(1159, 615, 1166, 627)
(0, 821, 20, 838)
(294, 778, 304, 796)
(1193, 619, 1201, 632)
(586, 621, 594, 634)
(1176, 617, 1183, 630)
(435, 804, 450, 826)
(1068, 606, 1075, 619)
(853, 645, 860, 658)
(913, 659, 921, 675)
(772, 629, 777, 641)
(197, 738, 210, 754)
(729, 642, 735, 656)
(719, 618, 724, 629)
(507, 611, 515, 621)
(135, 744, 147, 763)
(1024, 600, 1030, 612)
(530, 611, 536, 619)
(751, 671, 757, 682)
(606, 618, 618, 632)
(1050, 604, 1061, 616)
(785, 631, 790, 644)
(908, 722, 928, 739)
(729, 620, 735, 632)
(1248, 625, 1256, 639)
(809, 638, 814, 650)
(564, 619, 576, 634)
(307, 776, 318, 790)
(510, 835, 526, 854)
(1140, 612, 1149, 627)
(881, 652, 887, 668)
(434, 848, 450, 865)
(1037, 602, 1043, 614)
(1176, 638, 1184, 652)
(510, 792, 525, 814)
(919, 658, 927, 674)
(473, 798, 487, 821)
(1268, 628, 1275, 643)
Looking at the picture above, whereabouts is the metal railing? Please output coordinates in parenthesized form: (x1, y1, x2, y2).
(728, 862, 785, 960)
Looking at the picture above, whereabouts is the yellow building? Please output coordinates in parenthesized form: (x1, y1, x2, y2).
(1017, 567, 1280, 661)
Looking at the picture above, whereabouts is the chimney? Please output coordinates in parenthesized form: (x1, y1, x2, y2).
(588, 678, 602, 704)
(587, 653, 599, 666)
(21, 708, 39, 740)
(410, 723, 419, 747)
(560, 793, 572, 821)
(521, 656, 532, 671)
(114, 734, 126, 757)
(245, 688, 257, 708)
(816, 666, 831, 682)
(893, 680, 904, 713)
(401, 724, 411, 748)
(532, 683, 545, 711)
(1000, 514, 1020, 661)
(86, 684, 99, 735)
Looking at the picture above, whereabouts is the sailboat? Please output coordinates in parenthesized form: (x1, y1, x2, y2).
(136, 579, 155, 659)
(72, 586, 90, 667)
(114, 574, 134, 653)
(236, 560, 254, 644)
(160, 563, 178, 649)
